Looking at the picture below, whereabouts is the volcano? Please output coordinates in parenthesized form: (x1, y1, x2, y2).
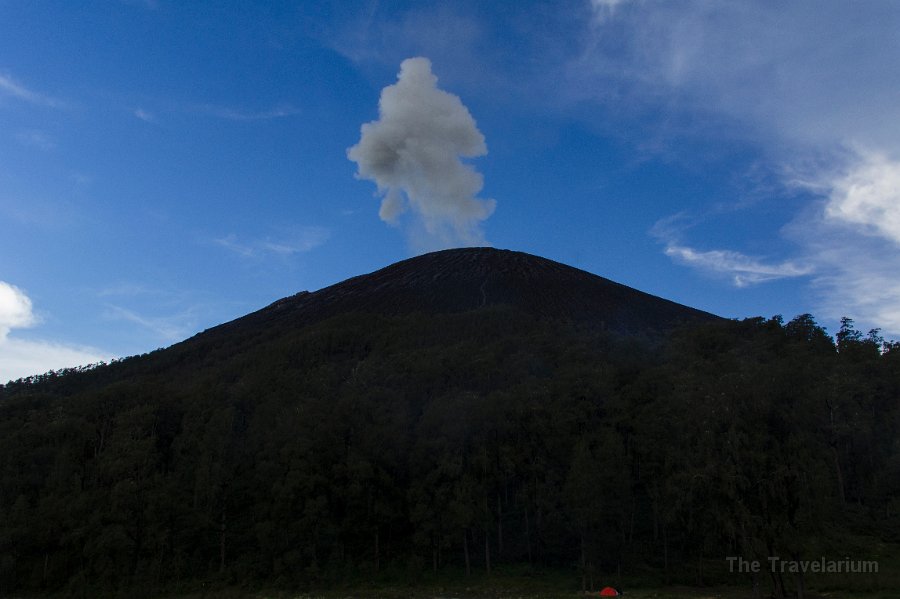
(1, 248, 894, 598)
(9, 247, 719, 390)
(4, 247, 719, 393)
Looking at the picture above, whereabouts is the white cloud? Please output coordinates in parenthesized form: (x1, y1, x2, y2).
(0, 281, 107, 383)
(822, 151, 900, 246)
(663, 244, 813, 288)
(776, 150, 900, 335)
(795, 223, 900, 336)
(571, 2, 900, 334)
(348, 57, 495, 250)
(0, 282, 36, 338)
(816, 273, 900, 337)
(0, 73, 63, 108)
(0, 338, 107, 384)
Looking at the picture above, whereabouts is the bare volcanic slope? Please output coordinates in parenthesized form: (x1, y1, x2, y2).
(206, 247, 719, 341)
(3, 247, 720, 392)
(2, 247, 720, 395)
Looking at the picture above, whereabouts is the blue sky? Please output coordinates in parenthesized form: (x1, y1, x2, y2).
(2, 0, 900, 381)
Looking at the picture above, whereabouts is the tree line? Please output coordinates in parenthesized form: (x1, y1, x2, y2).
(0, 308, 897, 597)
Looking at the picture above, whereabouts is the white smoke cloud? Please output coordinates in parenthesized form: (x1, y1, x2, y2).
(348, 57, 495, 249)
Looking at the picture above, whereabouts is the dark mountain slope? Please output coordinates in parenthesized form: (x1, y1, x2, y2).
(2, 247, 718, 397)
(200, 247, 719, 343)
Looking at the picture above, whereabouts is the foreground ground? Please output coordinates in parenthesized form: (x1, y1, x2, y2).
(164, 589, 895, 599)
(157, 570, 895, 599)
(9, 562, 894, 598)
(8, 581, 895, 599)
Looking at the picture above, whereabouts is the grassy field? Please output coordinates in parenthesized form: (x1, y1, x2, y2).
(155, 551, 899, 599)
(163, 587, 898, 599)
(134, 539, 898, 599)
(18, 554, 896, 599)
(158, 569, 898, 599)
(10, 566, 896, 599)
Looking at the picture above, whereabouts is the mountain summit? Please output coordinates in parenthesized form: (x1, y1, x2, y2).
(210, 247, 718, 341)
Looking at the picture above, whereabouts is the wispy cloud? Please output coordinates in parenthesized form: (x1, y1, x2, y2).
(663, 243, 813, 288)
(96, 283, 238, 347)
(653, 215, 814, 287)
(0, 193, 85, 232)
(97, 282, 184, 299)
(569, 2, 900, 151)
(213, 235, 256, 258)
(321, 4, 505, 99)
(571, 1, 900, 334)
(198, 103, 300, 121)
(0, 73, 63, 108)
(214, 227, 330, 258)
(657, 169, 900, 334)
(589, 0, 631, 22)
(331, 6, 484, 65)
(120, 0, 159, 9)
(15, 129, 56, 150)
(104, 304, 197, 342)
(134, 107, 155, 122)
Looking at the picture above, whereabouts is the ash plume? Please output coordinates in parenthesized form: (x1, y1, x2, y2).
(348, 57, 495, 249)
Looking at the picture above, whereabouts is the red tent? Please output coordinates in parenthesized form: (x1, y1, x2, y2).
(599, 587, 619, 597)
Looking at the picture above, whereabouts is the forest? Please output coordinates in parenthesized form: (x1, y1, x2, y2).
(0, 306, 898, 598)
